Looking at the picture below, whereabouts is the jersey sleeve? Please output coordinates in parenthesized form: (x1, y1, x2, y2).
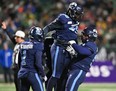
(72, 44, 92, 56)
(57, 14, 69, 24)
(86, 42, 98, 54)
(43, 14, 67, 35)
(35, 46, 45, 77)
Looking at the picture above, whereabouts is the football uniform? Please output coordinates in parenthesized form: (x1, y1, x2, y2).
(65, 42, 98, 91)
(18, 41, 45, 91)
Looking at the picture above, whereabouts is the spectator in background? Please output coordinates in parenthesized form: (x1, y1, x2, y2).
(0, 42, 13, 83)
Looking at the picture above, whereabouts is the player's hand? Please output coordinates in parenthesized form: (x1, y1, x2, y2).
(68, 40, 76, 45)
(42, 76, 47, 82)
(1, 22, 7, 30)
(66, 45, 76, 55)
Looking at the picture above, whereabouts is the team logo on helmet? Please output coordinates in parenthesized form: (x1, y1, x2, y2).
(29, 26, 43, 41)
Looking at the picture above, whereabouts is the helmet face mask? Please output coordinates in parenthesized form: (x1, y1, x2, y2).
(29, 26, 43, 42)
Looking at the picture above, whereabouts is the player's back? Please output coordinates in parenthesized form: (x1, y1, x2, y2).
(19, 41, 43, 72)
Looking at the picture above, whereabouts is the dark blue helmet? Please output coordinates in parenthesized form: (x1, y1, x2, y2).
(81, 26, 98, 42)
(29, 26, 43, 42)
(67, 2, 84, 21)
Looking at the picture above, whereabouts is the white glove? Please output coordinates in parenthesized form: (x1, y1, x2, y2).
(66, 45, 76, 56)
(43, 76, 47, 82)
(68, 40, 76, 45)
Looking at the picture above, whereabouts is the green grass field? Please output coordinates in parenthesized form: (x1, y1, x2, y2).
(0, 83, 116, 91)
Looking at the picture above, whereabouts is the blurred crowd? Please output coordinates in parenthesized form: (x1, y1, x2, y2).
(0, 0, 116, 74)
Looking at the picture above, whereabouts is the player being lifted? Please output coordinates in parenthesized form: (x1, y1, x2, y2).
(43, 2, 84, 91)
(18, 26, 47, 91)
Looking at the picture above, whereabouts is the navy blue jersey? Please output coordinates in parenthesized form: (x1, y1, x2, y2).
(18, 41, 45, 77)
(44, 13, 79, 42)
(71, 42, 98, 72)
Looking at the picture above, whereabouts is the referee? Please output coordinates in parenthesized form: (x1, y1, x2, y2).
(1, 22, 25, 91)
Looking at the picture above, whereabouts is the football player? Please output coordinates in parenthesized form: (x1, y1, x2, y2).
(18, 26, 47, 91)
(43, 2, 84, 91)
(65, 25, 98, 91)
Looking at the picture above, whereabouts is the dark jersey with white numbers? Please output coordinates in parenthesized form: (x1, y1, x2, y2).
(43, 13, 79, 42)
(18, 41, 45, 77)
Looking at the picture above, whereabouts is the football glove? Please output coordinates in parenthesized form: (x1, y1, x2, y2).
(68, 40, 76, 45)
(66, 45, 76, 56)
(42, 76, 47, 82)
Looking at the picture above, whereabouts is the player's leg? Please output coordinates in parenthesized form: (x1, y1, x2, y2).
(47, 44, 70, 91)
(65, 69, 86, 91)
(46, 45, 59, 91)
(51, 44, 70, 79)
(47, 76, 58, 91)
(46, 45, 63, 91)
(56, 68, 69, 91)
(29, 72, 44, 91)
(56, 49, 71, 91)
(20, 78, 30, 91)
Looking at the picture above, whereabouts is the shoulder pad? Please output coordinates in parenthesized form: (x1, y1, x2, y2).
(33, 42, 44, 50)
(57, 14, 70, 24)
